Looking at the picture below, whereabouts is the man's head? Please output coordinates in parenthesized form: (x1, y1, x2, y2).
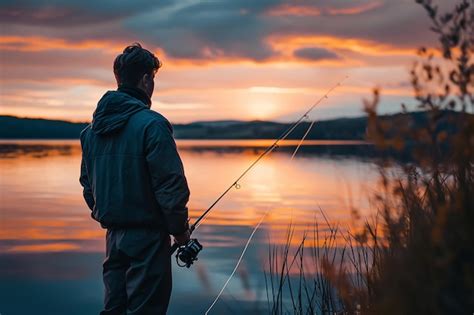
(113, 43, 162, 98)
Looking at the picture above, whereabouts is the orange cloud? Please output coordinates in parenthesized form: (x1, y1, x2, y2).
(0, 35, 119, 52)
(267, 34, 414, 58)
(0, 35, 168, 63)
(267, 4, 322, 16)
(267, 1, 382, 17)
(327, 1, 382, 15)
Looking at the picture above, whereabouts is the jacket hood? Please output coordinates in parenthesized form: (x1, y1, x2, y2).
(91, 90, 148, 135)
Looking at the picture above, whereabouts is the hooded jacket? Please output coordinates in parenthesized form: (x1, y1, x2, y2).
(79, 88, 189, 235)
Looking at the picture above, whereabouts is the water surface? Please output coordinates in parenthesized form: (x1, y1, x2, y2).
(0, 140, 378, 314)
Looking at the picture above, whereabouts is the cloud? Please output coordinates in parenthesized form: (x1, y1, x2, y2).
(0, 0, 173, 26)
(125, 1, 278, 61)
(0, 35, 123, 52)
(293, 47, 340, 61)
(0, 0, 441, 62)
(267, 1, 383, 17)
(129, 0, 438, 62)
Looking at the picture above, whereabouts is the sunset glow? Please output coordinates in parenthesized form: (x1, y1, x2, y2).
(0, 1, 440, 123)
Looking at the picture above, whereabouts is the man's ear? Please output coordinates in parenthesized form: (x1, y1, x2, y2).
(141, 73, 149, 85)
(144, 73, 154, 87)
(141, 73, 154, 98)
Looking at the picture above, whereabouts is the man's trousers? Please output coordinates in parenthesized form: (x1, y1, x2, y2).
(100, 228, 172, 315)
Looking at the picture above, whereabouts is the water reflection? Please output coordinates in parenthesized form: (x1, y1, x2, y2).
(0, 140, 378, 314)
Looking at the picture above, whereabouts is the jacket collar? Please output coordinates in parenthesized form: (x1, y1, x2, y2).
(117, 85, 152, 108)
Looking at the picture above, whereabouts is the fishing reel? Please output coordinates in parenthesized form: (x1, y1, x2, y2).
(175, 238, 203, 268)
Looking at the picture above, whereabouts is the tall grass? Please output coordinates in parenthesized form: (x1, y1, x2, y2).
(263, 214, 376, 315)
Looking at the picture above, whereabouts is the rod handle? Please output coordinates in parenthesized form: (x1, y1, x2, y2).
(170, 221, 195, 255)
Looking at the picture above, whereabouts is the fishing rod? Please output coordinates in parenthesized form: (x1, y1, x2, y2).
(171, 77, 348, 267)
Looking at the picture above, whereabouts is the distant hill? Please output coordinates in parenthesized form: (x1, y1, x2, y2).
(0, 111, 467, 140)
(0, 116, 89, 139)
(173, 117, 368, 140)
(0, 115, 368, 140)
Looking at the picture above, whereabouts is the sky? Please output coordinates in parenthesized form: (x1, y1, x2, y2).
(0, 0, 451, 123)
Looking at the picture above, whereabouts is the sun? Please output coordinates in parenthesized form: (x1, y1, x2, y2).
(247, 98, 279, 120)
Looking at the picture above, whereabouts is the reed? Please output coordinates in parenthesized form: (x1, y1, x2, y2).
(263, 211, 378, 315)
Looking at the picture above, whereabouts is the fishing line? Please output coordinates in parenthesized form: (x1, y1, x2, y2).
(290, 119, 316, 160)
(204, 209, 269, 315)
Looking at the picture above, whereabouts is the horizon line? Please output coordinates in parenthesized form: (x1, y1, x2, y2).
(0, 113, 387, 125)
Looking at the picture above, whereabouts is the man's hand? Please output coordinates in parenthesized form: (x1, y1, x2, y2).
(173, 229, 190, 246)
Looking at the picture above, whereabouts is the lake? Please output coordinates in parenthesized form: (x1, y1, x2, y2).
(0, 140, 379, 315)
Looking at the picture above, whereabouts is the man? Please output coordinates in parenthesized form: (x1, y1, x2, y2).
(79, 43, 190, 315)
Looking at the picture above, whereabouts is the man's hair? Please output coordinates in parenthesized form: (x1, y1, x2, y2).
(113, 43, 162, 87)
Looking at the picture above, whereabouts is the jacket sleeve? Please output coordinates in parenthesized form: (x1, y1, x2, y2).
(79, 157, 95, 211)
(145, 119, 190, 235)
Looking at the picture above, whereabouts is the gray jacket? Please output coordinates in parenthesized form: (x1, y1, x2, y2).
(79, 89, 189, 235)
